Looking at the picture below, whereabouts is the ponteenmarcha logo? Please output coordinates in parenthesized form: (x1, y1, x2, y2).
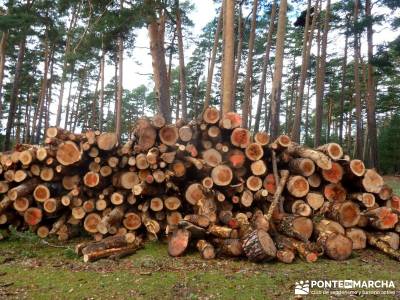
(295, 280, 310, 295)
(294, 279, 396, 296)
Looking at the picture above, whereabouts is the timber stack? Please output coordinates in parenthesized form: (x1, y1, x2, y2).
(0, 107, 399, 263)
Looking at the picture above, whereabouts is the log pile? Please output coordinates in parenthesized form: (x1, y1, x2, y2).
(0, 107, 400, 263)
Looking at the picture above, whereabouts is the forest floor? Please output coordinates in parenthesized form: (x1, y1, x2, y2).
(0, 176, 399, 300)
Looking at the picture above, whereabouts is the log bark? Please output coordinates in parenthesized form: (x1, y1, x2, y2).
(367, 233, 400, 261)
(289, 158, 315, 177)
(8, 178, 40, 200)
(242, 229, 277, 262)
(277, 214, 313, 241)
(286, 144, 332, 170)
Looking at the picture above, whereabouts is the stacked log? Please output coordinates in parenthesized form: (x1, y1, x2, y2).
(0, 107, 399, 263)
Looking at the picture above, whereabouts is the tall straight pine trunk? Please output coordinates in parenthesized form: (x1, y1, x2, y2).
(55, 4, 78, 127)
(291, 0, 318, 142)
(0, 30, 9, 121)
(222, 0, 235, 114)
(269, 0, 287, 138)
(232, 3, 243, 108)
(242, 0, 258, 128)
(339, 21, 349, 145)
(204, 4, 223, 110)
(314, 0, 330, 147)
(353, 0, 363, 159)
(365, 0, 378, 168)
(253, 0, 276, 133)
(4, 38, 26, 150)
(148, 2, 170, 122)
(176, 0, 187, 120)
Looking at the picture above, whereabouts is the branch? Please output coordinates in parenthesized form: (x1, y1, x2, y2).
(73, 0, 113, 54)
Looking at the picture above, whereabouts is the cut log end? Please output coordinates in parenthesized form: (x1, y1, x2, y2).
(321, 233, 353, 261)
(221, 112, 242, 129)
(362, 169, 384, 193)
(230, 128, 251, 148)
(97, 132, 118, 150)
(24, 207, 42, 226)
(56, 141, 81, 166)
(349, 159, 366, 177)
(211, 165, 233, 186)
(84, 172, 100, 188)
(322, 162, 344, 184)
(203, 107, 220, 124)
(168, 228, 190, 257)
(227, 149, 246, 168)
(84, 213, 102, 233)
(276, 135, 291, 148)
(346, 228, 366, 250)
(287, 176, 309, 198)
(159, 125, 179, 146)
(123, 212, 142, 230)
(245, 143, 264, 161)
(33, 185, 50, 202)
(324, 183, 346, 203)
(318, 143, 343, 160)
(379, 185, 393, 201)
(254, 132, 269, 146)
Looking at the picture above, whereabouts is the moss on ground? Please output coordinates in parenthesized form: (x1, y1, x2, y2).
(1, 238, 400, 299)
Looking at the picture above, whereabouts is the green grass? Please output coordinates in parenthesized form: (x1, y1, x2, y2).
(1, 238, 399, 299)
(384, 176, 400, 195)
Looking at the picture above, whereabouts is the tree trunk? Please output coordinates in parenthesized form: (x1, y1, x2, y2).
(115, 1, 124, 139)
(339, 22, 349, 145)
(269, 0, 287, 138)
(44, 48, 55, 137)
(4, 38, 26, 150)
(242, 0, 258, 128)
(365, 0, 378, 169)
(232, 3, 243, 109)
(99, 42, 105, 131)
(291, 0, 318, 142)
(167, 30, 176, 86)
(314, 0, 330, 147)
(222, 0, 234, 114)
(254, 0, 276, 133)
(91, 59, 101, 130)
(64, 65, 75, 129)
(55, 5, 78, 127)
(204, 4, 223, 110)
(0, 30, 9, 120)
(148, 7, 171, 122)
(353, 0, 363, 159)
(32, 33, 51, 144)
(176, 0, 187, 120)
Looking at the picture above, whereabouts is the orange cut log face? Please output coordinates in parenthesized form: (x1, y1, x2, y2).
(84, 172, 99, 187)
(231, 128, 250, 148)
(24, 208, 42, 226)
(322, 162, 343, 183)
(350, 159, 365, 176)
(324, 184, 346, 202)
(328, 143, 343, 159)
